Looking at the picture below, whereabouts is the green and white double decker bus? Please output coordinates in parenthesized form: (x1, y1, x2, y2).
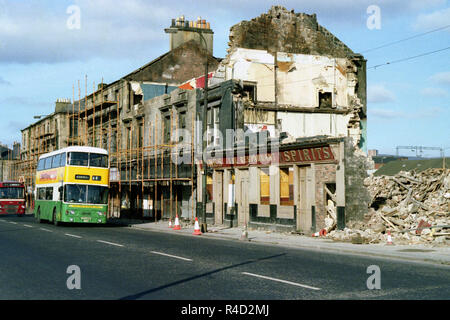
(34, 146, 109, 225)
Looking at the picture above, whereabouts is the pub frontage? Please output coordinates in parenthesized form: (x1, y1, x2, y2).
(200, 136, 348, 234)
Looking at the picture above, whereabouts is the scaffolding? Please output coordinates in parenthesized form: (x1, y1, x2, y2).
(15, 76, 196, 222)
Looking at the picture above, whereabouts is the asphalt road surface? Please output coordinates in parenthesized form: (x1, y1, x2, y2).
(0, 214, 449, 300)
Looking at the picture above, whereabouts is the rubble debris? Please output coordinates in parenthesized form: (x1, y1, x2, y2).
(326, 168, 450, 246)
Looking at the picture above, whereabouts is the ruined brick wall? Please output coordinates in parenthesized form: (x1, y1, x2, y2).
(227, 5, 355, 58)
(344, 137, 371, 223)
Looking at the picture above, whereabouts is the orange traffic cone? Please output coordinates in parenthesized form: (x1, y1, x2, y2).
(193, 217, 202, 235)
(173, 214, 181, 230)
(168, 219, 172, 228)
(386, 231, 393, 245)
(312, 229, 327, 237)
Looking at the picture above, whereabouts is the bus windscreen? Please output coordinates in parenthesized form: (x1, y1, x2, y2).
(0, 187, 24, 199)
(64, 185, 108, 204)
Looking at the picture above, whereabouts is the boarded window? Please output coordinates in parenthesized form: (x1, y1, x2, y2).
(260, 167, 270, 205)
(280, 167, 294, 206)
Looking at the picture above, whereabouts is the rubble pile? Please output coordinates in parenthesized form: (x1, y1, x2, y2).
(326, 168, 450, 245)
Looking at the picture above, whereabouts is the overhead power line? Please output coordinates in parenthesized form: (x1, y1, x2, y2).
(361, 24, 450, 53)
(368, 45, 450, 70)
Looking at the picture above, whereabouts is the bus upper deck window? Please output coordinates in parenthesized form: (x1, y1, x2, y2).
(60, 152, 67, 167)
(89, 153, 108, 168)
(69, 152, 88, 166)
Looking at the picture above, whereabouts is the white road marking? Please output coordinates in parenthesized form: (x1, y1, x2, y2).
(23, 224, 33, 228)
(242, 272, 321, 291)
(97, 240, 124, 247)
(65, 233, 82, 239)
(8, 221, 17, 225)
(40, 228, 52, 232)
(150, 251, 193, 261)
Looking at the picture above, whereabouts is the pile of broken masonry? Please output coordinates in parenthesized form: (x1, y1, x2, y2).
(326, 168, 450, 246)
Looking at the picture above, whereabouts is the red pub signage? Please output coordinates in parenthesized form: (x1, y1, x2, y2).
(206, 145, 335, 168)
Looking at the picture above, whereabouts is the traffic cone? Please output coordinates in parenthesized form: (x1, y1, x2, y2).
(240, 223, 249, 241)
(193, 217, 202, 235)
(168, 219, 172, 228)
(173, 214, 181, 230)
(386, 231, 393, 245)
(312, 229, 327, 237)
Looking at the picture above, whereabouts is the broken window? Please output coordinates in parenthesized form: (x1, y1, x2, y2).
(163, 114, 171, 144)
(134, 94, 143, 105)
(178, 111, 186, 129)
(243, 83, 256, 102)
(318, 91, 332, 108)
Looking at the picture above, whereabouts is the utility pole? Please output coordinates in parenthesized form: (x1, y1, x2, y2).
(199, 30, 208, 233)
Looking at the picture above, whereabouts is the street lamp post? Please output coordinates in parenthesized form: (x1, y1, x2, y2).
(198, 30, 209, 233)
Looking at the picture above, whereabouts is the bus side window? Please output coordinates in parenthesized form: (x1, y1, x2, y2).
(38, 188, 46, 200)
(44, 157, 52, 170)
(52, 154, 61, 168)
(37, 159, 44, 171)
(58, 186, 63, 201)
(60, 153, 67, 167)
(46, 187, 53, 201)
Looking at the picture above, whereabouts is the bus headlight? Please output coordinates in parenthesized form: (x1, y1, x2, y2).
(97, 211, 104, 216)
(66, 210, 75, 215)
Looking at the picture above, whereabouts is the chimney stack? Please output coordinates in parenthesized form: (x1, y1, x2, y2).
(165, 15, 214, 54)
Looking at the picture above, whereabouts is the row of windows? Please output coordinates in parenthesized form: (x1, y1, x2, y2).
(37, 152, 108, 171)
(218, 167, 295, 206)
(37, 187, 54, 201)
(36, 185, 108, 204)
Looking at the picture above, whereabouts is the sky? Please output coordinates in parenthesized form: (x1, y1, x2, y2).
(0, 0, 449, 158)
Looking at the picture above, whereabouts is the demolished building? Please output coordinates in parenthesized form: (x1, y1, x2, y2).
(16, 7, 372, 234)
(195, 6, 371, 233)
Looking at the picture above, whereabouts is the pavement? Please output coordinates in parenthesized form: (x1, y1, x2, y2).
(107, 217, 450, 267)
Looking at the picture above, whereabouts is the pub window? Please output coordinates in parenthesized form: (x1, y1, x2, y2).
(206, 172, 213, 202)
(260, 167, 270, 205)
(280, 167, 294, 206)
(228, 171, 235, 206)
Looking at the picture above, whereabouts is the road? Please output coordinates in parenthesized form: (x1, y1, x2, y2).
(0, 214, 449, 301)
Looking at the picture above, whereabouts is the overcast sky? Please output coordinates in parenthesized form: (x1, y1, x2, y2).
(0, 0, 449, 157)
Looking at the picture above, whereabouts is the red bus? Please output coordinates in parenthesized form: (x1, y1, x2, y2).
(0, 182, 26, 216)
